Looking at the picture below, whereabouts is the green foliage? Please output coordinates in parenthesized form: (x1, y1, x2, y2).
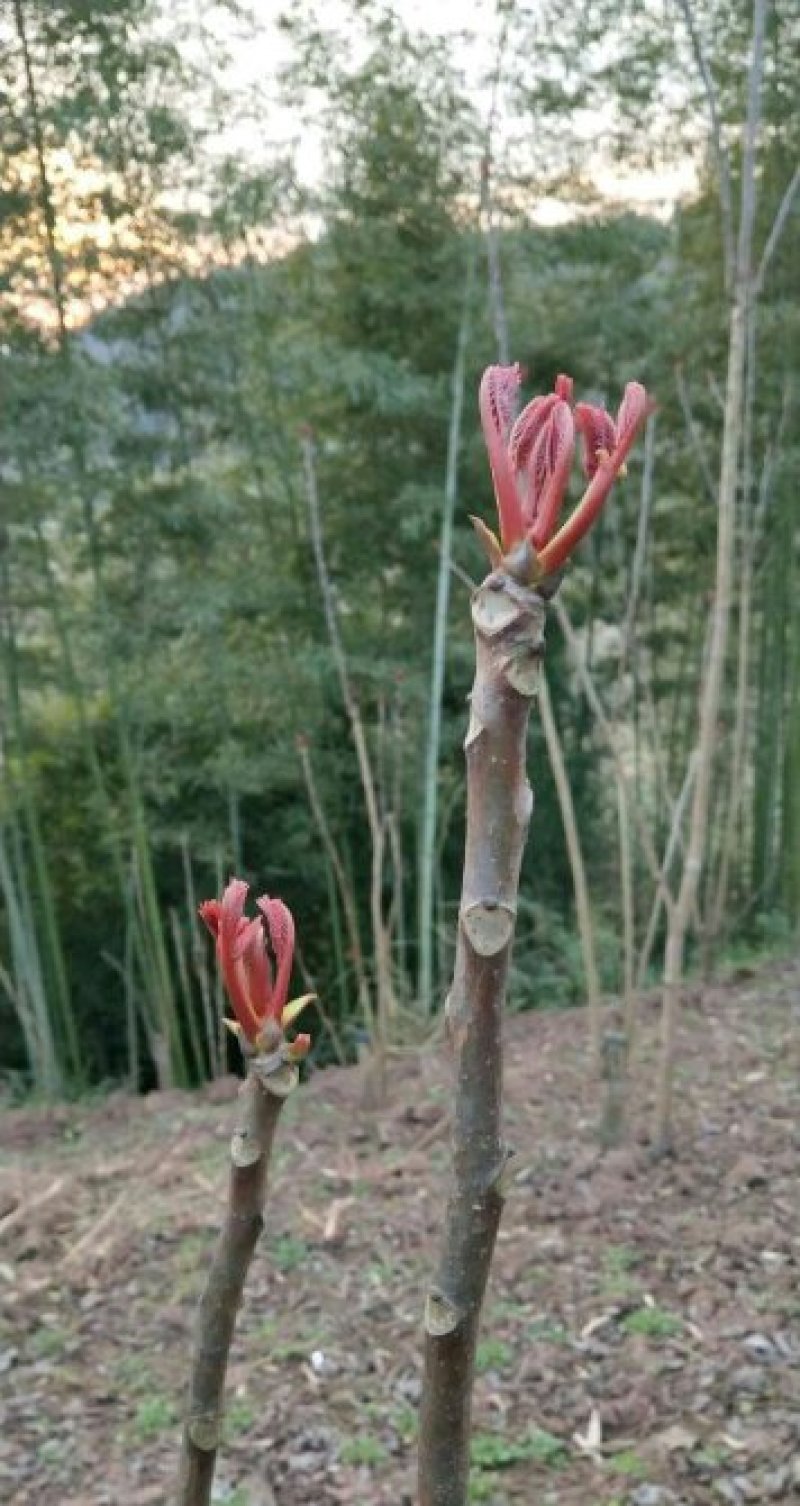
(471, 1429, 568, 1470)
(270, 1235, 309, 1272)
(339, 1435, 389, 1467)
(1, 0, 797, 1091)
(131, 1393, 176, 1439)
(475, 1338, 514, 1374)
(224, 1398, 256, 1438)
(606, 1449, 649, 1479)
(621, 1305, 683, 1340)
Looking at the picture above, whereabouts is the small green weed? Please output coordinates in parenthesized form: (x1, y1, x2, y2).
(271, 1338, 309, 1362)
(132, 1394, 176, 1439)
(693, 1444, 730, 1469)
(471, 1429, 567, 1470)
(271, 1234, 309, 1271)
(36, 1438, 63, 1468)
(175, 1231, 214, 1271)
(340, 1435, 389, 1467)
(475, 1338, 514, 1373)
(224, 1397, 256, 1437)
(29, 1324, 72, 1359)
(622, 1305, 682, 1339)
(254, 1318, 278, 1343)
(527, 1317, 570, 1345)
(391, 1404, 417, 1444)
(469, 1475, 507, 1502)
(607, 1449, 648, 1478)
(112, 1353, 154, 1395)
(604, 1245, 642, 1274)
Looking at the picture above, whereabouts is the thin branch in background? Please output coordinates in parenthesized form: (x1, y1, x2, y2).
(0, 826, 61, 1097)
(676, 0, 735, 290)
(706, 378, 793, 956)
(302, 434, 396, 1078)
(296, 735, 373, 1032)
(622, 412, 657, 657)
(169, 908, 206, 1083)
(182, 838, 223, 1080)
(674, 366, 717, 505)
(389, 676, 408, 982)
(654, 0, 769, 1154)
(481, 0, 514, 366)
(553, 597, 672, 913)
(293, 936, 347, 1067)
(435, 541, 478, 594)
(618, 786, 636, 1045)
(538, 672, 602, 1070)
(753, 163, 800, 295)
(636, 753, 698, 987)
(418, 246, 477, 1012)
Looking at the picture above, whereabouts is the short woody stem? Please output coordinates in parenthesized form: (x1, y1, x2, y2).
(177, 1071, 288, 1506)
(418, 568, 546, 1506)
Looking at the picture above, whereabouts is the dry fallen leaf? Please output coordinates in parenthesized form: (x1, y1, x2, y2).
(573, 1406, 603, 1458)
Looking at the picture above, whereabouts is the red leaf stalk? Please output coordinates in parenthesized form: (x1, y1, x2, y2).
(477, 366, 654, 579)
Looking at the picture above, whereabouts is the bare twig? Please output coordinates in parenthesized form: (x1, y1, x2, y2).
(675, 366, 717, 505)
(636, 753, 698, 986)
(753, 163, 799, 295)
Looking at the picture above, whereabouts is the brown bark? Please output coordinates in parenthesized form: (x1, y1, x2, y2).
(177, 1071, 289, 1506)
(418, 565, 546, 1506)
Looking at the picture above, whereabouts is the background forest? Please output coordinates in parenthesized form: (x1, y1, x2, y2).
(1, 0, 798, 1097)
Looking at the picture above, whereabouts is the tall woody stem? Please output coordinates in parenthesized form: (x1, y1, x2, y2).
(177, 1069, 289, 1506)
(418, 564, 547, 1506)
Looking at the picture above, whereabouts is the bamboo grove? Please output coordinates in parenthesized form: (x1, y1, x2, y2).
(0, 0, 798, 1108)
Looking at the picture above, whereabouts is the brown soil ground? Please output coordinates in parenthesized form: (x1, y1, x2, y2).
(1, 959, 798, 1506)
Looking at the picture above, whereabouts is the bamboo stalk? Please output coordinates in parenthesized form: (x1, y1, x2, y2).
(655, 0, 768, 1153)
(297, 737, 372, 1027)
(418, 245, 477, 1012)
(418, 566, 546, 1506)
(302, 434, 396, 1075)
(538, 672, 602, 1069)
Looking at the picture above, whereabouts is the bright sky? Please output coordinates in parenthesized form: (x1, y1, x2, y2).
(10, 0, 697, 331)
(166, 0, 698, 222)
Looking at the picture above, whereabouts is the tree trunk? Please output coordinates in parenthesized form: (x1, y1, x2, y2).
(177, 1073, 285, 1506)
(418, 567, 546, 1506)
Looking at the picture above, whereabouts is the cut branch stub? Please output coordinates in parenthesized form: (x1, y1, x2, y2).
(471, 580, 520, 637)
(460, 900, 515, 956)
(187, 1412, 220, 1453)
(425, 1289, 463, 1338)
